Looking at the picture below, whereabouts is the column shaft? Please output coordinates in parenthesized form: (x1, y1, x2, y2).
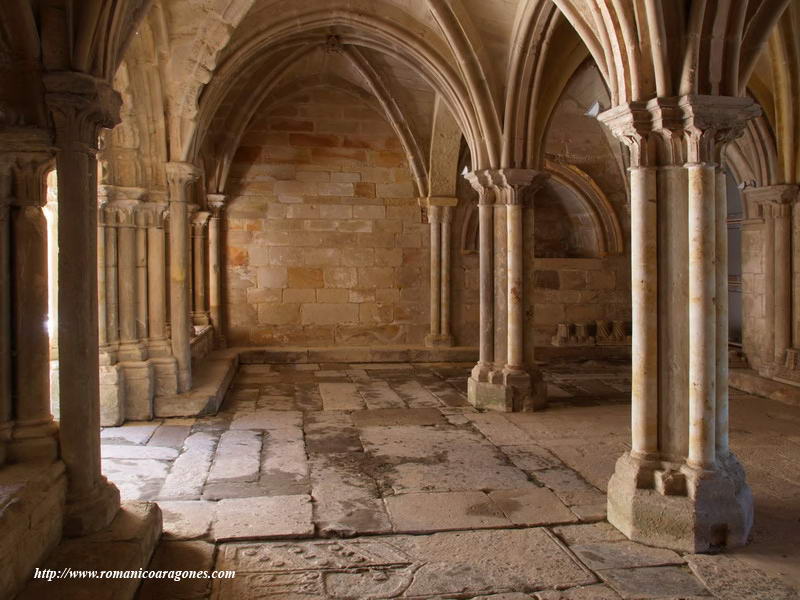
(0, 199, 10, 465)
(136, 220, 148, 340)
(429, 207, 442, 338)
(11, 203, 57, 461)
(147, 216, 168, 343)
(208, 207, 222, 344)
(191, 214, 209, 324)
(97, 212, 107, 347)
(774, 204, 791, 363)
(47, 72, 122, 535)
(440, 209, 452, 338)
(715, 169, 729, 457)
(630, 167, 659, 457)
(763, 210, 775, 363)
(166, 163, 201, 392)
(105, 225, 119, 345)
(117, 222, 137, 343)
(477, 201, 494, 370)
(505, 202, 523, 370)
(687, 164, 716, 470)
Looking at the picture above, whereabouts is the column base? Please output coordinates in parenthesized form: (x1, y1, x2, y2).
(424, 333, 454, 347)
(100, 363, 126, 427)
(64, 477, 121, 537)
(120, 361, 155, 421)
(192, 312, 210, 326)
(117, 341, 148, 362)
(607, 451, 753, 553)
(467, 367, 545, 412)
(146, 338, 173, 358)
(8, 419, 59, 463)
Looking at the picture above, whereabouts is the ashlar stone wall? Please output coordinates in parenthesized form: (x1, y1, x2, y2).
(224, 88, 431, 347)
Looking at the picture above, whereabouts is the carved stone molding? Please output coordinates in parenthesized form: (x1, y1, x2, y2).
(598, 95, 761, 167)
(165, 162, 202, 203)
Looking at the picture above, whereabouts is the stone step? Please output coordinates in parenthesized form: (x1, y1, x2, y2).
(731, 368, 800, 408)
(154, 350, 239, 417)
(17, 501, 162, 600)
(236, 344, 478, 365)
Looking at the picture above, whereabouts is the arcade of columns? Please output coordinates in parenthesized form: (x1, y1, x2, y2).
(2, 0, 800, 597)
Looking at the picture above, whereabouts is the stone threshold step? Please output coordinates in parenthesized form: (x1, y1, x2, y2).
(236, 345, 479, 364)
(155, 350, 239, 417)
(18, 502, 162, 600)
(731, 368, 800, 408)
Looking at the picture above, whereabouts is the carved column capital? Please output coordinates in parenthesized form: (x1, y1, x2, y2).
(598, 95, 760, 168)
(102, 185, 146, 227)
(487, 169, 548, 205)
(0, 129, 55, 208)
(464, 170, 495, 205)
(192, 210, 211, 232)
(165, 162, 202, 203)
(44, 72, 121, 153)
(207, 194, 226, 219)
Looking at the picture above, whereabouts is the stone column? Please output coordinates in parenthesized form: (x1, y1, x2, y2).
(192, 211, 211, 326)
(136, 208, 149, 341)
(45, 72, 121, 535)
(0, 191, 10, 467)
(742, 185, 798, 373)
(144, 202, 170, 354)
(207, 195, 225, 347)
(0, 132, 59, 464)
(466, 170, 546, 412)
(466, 172, 495, 387)
(109, 188, 147, 362)
(423, 196, 457, 347)
(599, 95, 758, 553)
(166, 162, 201, 393)
(440, 205, 453, 341)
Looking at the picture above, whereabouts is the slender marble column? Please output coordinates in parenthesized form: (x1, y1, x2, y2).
(97, 195, 108, 348)
(763, 204, 776, 364)
(104, 212, 119, 349)
(146, 203, 169, 353)
(0, 140, 59, 463)
(598, 95, 758, 552)
(136, 209, 148, 341)
(166, 162, 201, 393)
(428, 205, 442, 340)
(0, 194, 10, 466)
(773, 201, 791, 364)
(207, 195, 225, 347)
(715, 168, 729, 458)
(192, 211, 210, 326)
(440, 206, 453, 340)
(46, 72, 121, 535)
(466, 172, 494, 380)
(629, 166, 659, 457)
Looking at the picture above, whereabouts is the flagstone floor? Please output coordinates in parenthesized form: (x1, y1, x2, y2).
(97, 360, 800, 599)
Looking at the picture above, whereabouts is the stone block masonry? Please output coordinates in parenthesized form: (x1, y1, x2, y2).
(225, 88, 434, 347)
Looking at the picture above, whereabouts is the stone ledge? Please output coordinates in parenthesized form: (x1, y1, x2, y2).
(154, 350, 239, 417)
(730, 368, 800, 408)
(236, 345, 479, 364)
(0, 461, 67, 599)
(17, 501, 162, 600)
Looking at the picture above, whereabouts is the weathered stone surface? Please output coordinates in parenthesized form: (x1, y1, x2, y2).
(686, 553, 800, 600)
(319, 382, 365, 410)
(206, 430, 262, 483)
(101, 444, 178, 460)
(159, 432, 217, 499)
(213, 495, 314, 541)
(501, 444, 561, 472)
(393, 380, 441, 408)
(599, 566, 709, 599)
(467, 413, 534, 446)
(535, 585, 621, 599)
(229, 409, 303, 431)
(357, 381, 407, 409)
(101, 422, 160, 445)
(552, 522, 627, 546)
(488, 488, 578, 526)
(213, 528, 594, 598)
(137, 541, 215, 600)
(158, 500, 215, 540)
(146, 420, 194, 449)
(351, 407, 445, 427)
(103, 458, 170, 500)
(360, 426, 533, 493)
(571, 541, 683, 571)
(261, 437, 310, 495)
(386, 490, 510, 533)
